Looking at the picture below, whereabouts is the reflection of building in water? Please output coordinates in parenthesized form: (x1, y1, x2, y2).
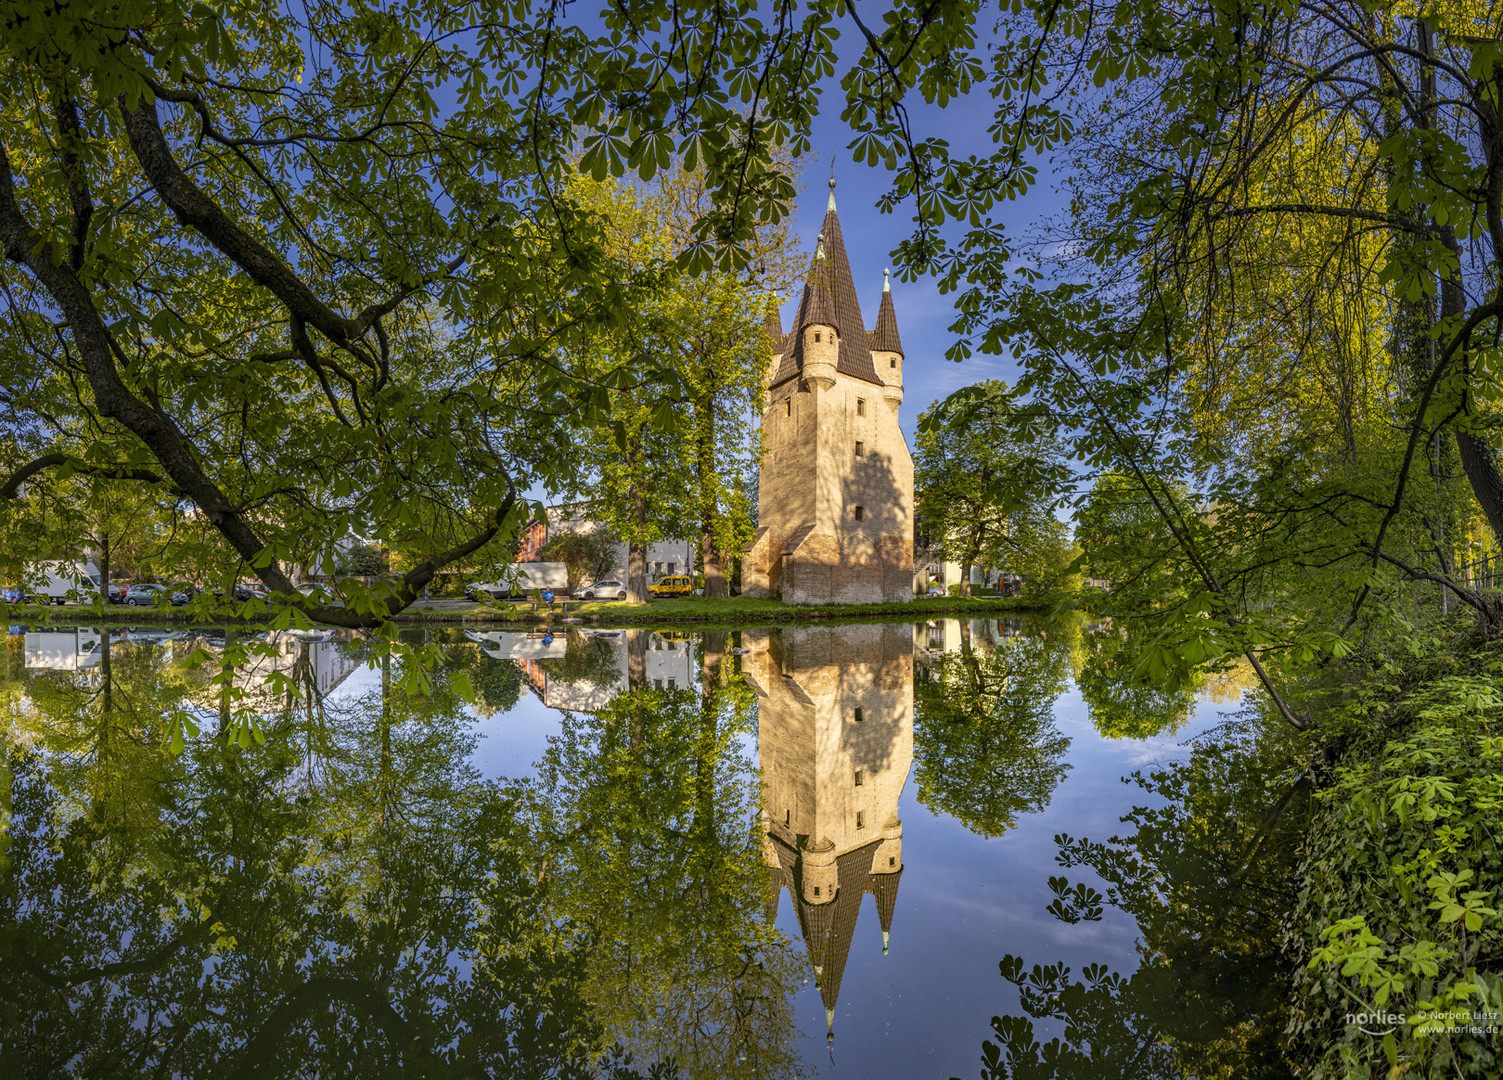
(505, 630, 698, 714)
(220, 632, 362, 699)
(741, 623, 913, 1044)
(914, 617, 1030, 674)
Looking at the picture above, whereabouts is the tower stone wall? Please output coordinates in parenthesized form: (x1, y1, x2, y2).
(742, 182, 914, 604)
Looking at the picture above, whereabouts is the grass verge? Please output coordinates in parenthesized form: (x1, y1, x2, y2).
(0, 593, 1056, 630)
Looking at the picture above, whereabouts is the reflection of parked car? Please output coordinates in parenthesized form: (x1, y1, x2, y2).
(122, 626, 185, 645)
(647, 575, 696, 598)
(577, 579, 627, 601)
(123, 584, 187, 606)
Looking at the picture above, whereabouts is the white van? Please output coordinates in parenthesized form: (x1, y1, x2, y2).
(30, 562, 103, 604)
(466, 562, 570, 600)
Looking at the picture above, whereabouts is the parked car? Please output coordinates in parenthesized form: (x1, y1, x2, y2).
(214, 582, 267, 601)
(122, 583, 187, 606)
(107, 582, 133, 604)
(296, 582, 338, 603)
(167, 582, 203, 600)
(1, 585, 29, 604)
(577, 579, 627, 601)
(647, 574, 697, 598)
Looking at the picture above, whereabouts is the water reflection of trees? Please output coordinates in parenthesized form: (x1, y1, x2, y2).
(954, 716, 1309, 1079)
(913, 621, 1072, 838)
(528, 634, 808, 1080)
(0, 631, 665, 1079)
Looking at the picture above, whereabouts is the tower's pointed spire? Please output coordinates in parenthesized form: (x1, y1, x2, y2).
(872, 269, 904, 356)
(769, 176, 881, 388)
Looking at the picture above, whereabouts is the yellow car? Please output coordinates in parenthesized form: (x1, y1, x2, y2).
(647, 575, 697, 598)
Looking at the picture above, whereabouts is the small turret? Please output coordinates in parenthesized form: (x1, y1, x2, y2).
(871, 269, 904, 412)
(800, 834, 838, 904)
(799, 235, 839, 390)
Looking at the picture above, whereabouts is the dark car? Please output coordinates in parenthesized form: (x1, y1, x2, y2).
(107, 582, 132, 604)
(167, 582, 203, 600)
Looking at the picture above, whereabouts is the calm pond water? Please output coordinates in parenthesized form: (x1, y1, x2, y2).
(0, 618, 1307, 1078)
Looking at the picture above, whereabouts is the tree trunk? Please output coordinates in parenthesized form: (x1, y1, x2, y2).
(626, 628, 647, 690)
(625, 427, 649, 602)
(701, 529, 726, 599)
(960, 538, 982, 598)
(97, 531, 109, 606)
(100, 627, 112, 714)
(693, 388, 728, 599)
(627, 541, 647, 603)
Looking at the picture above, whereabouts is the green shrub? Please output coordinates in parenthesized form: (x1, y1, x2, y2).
(1287, 671, 1502, 1078)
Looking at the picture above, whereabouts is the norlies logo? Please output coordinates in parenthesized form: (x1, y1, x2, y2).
(1347, 1007, 1501, 1037)
(1347, 1010, 1403, 1036)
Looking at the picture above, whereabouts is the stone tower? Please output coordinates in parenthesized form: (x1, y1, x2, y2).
(741, 623, 913, 1044)
(741, 180, 915, 604)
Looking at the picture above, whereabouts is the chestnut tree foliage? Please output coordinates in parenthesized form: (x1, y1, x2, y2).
(2, 0, 1501, 718)
(0, 0, 828, 625)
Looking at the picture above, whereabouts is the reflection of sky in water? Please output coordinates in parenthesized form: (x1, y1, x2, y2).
(2, 619, 1246, 1078)
(469, 643, 1235, 1079)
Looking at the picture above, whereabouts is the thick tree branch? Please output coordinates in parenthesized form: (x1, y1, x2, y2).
(0, 451, 173, 499)
(117, 97, 365, 356)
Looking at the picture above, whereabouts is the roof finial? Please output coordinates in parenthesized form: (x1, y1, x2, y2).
(815, 233, 826, 261)
(827, 164, 837, 213)
(883, 267, 891, 293)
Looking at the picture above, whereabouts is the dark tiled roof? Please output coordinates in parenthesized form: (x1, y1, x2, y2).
(792, 840, 887, 1014)
(872, 864, 902, 932)
(871, 287, 903, 356)
(770, 197, 884, 389)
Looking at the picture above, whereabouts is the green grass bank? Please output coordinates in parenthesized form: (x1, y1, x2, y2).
(0, 592, 1054, 630)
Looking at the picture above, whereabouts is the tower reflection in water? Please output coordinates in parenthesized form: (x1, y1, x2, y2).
(740, 624, 913, 1046)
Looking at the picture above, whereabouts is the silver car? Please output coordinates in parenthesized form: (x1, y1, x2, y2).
(577, 579, 627, 601)
(123, 583, 187, 606)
